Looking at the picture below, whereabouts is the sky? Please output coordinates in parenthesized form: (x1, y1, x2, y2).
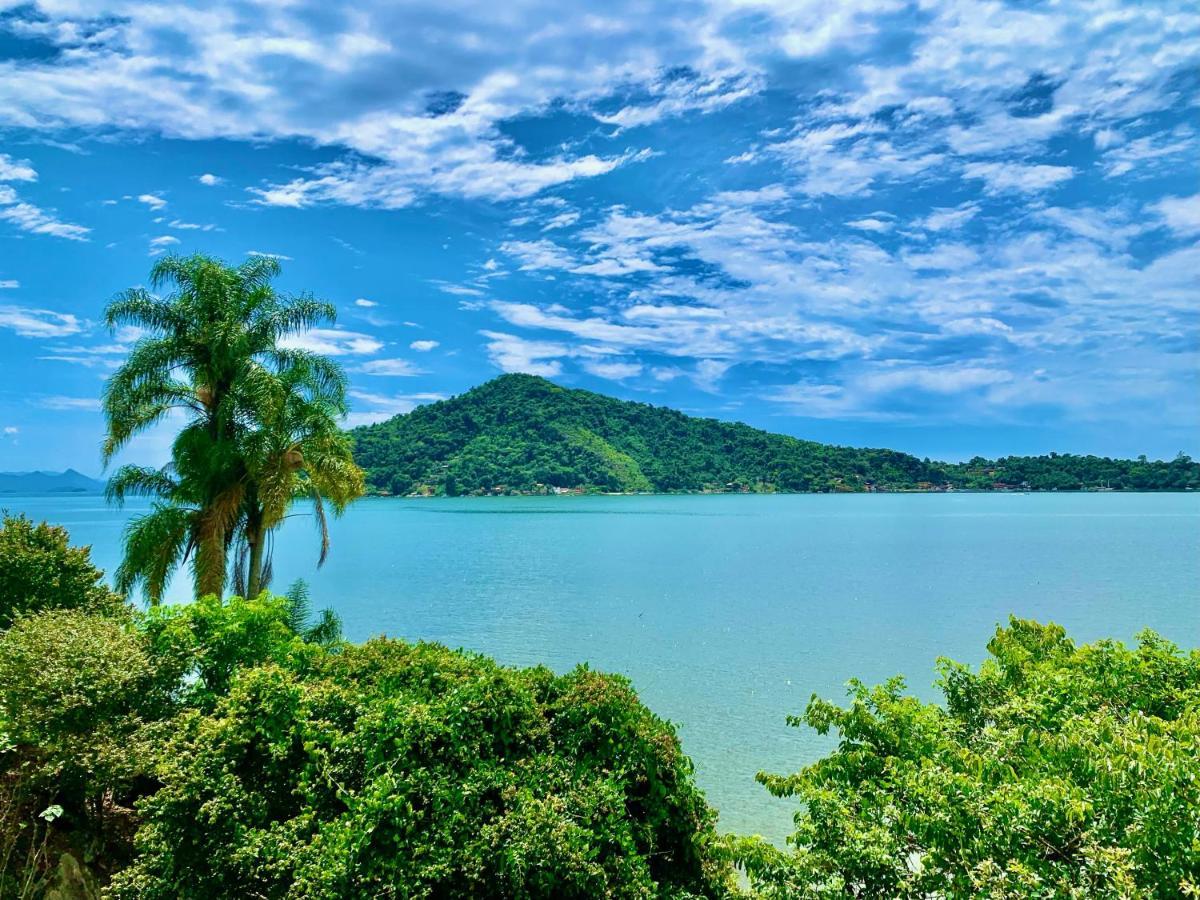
(0, 0, 1197, 475)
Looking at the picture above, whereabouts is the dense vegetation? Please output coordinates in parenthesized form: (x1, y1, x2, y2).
(0, 516, 734, 898)
(351, 374, 1200, 495)
(733, 619, 1200, 898)
(0, 514, 125, 629)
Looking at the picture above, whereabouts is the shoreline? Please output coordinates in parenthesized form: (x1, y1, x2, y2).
(367, 487, 1199, 499)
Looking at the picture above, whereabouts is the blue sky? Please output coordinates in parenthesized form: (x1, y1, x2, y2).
(0, 0, 1197, 474)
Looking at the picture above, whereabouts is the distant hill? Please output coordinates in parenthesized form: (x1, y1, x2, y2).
(0, 469, 105, 494)
(350, 374, 1200, 495)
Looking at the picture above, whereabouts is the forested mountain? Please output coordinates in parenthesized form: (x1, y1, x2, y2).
(350, 374, 1200, 495)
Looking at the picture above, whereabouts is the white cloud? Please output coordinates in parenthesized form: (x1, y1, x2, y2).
(354, 298, 378, 308)
(542, 211, 580, 231)
(0, 0, 1196, 434)
(279, 328, 382, 355)
(4, 426, 18, 435)
(137, 193, 167, 210)
(903, 243, 979, 271)
(1151, 193, 1200, 236)
(149, 234, 180, 255)
(846, 217, 893, 233)
(197, 173, 222, 186)
(355, 357, 425, 376)
(0, 154, 37, 182)
(39, 395, 102, 411)
(436, 283, 485, 297)
(409, 340, 439, 352)
(344, 390, 445, 428)
(918, 202, 979, 232)
(1101, 129, 1195, 178)
(480, 330, 568, 377)
(0, 305, 83, 338)
(0, 192, 90, 241)
(860, 365, 1013, 395)
(250, 149, 648, 210)
(499, 239, 577, 272)
(247, 250, 293, 260)
(168, 218, 217, 231)
(0, 280, 18, 289)
(1035, 206, 1144, 250)
(0, 0, 1192, 220)
(693, 359, 731, 393)
(582, 359, 642, 380)
(941, 317, 1012, 337)
(962, 161, 1075, 195)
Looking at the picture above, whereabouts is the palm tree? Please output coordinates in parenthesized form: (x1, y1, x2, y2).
(103, 253, 362, 603)
(232, 356, 364, 598)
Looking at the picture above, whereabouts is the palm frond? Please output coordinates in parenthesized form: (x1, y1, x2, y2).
(116, 502, 194, 604)
(304, 608, 343, 647)
(105, 465, 178, 506)
(282, 579, 311, 634)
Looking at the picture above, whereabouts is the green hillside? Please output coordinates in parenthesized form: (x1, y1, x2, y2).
(351, 374, 1198, 495)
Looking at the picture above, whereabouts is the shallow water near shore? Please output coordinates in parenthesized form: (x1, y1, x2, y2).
(7, 491, 1199, 843)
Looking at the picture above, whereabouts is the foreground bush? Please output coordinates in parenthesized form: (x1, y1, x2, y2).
(734, 619, 1200, 898)
(0, 514, 125, 629)
(0, 609, 177, 896)
(110, 638, 733, 899)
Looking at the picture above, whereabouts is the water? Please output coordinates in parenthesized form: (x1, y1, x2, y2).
(5, 492, 1199, 842)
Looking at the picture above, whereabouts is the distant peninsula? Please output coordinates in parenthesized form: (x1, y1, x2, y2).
(0, 469, 104, 495)
(349, 374, 1199, 496)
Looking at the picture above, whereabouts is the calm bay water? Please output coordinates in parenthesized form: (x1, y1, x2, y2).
(5, 492, 1199, 842)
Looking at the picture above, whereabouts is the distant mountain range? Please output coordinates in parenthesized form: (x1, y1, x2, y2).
(350, 374, 1200, 495)
(0, 469, 105, 494)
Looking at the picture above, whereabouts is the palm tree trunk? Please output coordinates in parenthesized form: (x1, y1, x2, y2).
(246, 510, 265, 598)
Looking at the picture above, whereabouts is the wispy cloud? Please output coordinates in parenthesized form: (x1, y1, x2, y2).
(962, 162, 1075, 195)
(38, 395, 101, 412)
(1151, 193, 1200, 237)
(280, 328, 382, 355)
(355, 357, 426, 376)
(345, 390, 445, 427)
(0, 154, 37, 182)
(0, 305, 83, 338)
(137, 193, 167, 210)
(0, 185, 90, 240)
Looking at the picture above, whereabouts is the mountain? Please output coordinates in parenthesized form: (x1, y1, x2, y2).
(0, 469, 105, 494)
(349, 374, 1200, 495)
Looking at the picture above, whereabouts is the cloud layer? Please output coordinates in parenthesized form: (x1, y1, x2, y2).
(0, 0, 1196, 452)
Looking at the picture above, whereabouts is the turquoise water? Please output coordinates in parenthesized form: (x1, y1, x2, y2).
(5, 492, 1199, 842)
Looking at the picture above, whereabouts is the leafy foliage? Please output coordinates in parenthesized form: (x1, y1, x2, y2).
(0, 514, 125, 629)
(0, 610, 177, 897)
(108, 641, 732, 898)
(350, 375, 1200, 495)
(736, 619, 1200, 898)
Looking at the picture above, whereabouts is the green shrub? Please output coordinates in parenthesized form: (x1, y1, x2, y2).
(0, 610, 177, 896)
(139, 592, 319, 705)
(109, 639, 735, 899)
(0, 514, 126, 629)
(735, 619, 1200, 898)
(0, 610, 174, 792)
